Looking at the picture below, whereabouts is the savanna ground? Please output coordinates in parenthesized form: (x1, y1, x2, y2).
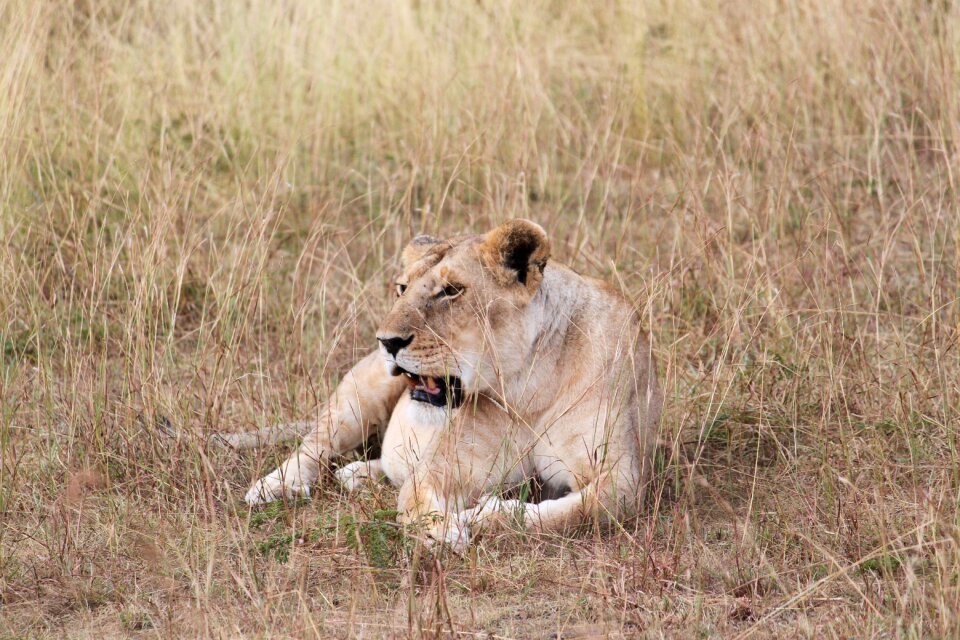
(1, 1, 959, 637)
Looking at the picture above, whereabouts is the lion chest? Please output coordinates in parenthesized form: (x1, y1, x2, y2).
(379, 392, 445, 486)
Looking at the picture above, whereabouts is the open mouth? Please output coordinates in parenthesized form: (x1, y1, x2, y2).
(391, 365, 464, 408)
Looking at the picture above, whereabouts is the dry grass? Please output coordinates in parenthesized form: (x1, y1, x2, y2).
(2, 0, 959, 637)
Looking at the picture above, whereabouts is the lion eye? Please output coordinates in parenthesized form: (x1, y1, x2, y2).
(395, 283, 407, 297)
(439, 283, 464, 299)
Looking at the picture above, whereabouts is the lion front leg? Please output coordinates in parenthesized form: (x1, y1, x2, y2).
(394, 458, 523, 553)
(245, 351, 406, 505)
(391, 395, 528, 551)
(395, 472, 476, 553)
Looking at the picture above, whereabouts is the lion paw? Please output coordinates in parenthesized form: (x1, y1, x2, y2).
(244, 469, 311, 505)
(334, 461, 375, 492)
(426, 516, 471, 554)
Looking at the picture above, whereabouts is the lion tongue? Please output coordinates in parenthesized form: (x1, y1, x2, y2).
(420, 376, 441, 395)
(404, 372, 442, 395)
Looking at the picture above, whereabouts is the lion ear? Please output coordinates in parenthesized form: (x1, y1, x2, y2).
(401, 235, 441, 267)
(480, 219, 550, 290)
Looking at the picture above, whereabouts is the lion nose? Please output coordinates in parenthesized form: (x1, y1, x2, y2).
(378, 334, 413, 357)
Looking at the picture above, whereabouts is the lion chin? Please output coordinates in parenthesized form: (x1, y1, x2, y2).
(241, 219, 663, 554)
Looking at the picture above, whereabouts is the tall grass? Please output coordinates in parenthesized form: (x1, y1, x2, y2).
(2, 0, 958, 636)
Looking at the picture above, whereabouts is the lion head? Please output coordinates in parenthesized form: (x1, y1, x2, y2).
(376, 219, 551, 408)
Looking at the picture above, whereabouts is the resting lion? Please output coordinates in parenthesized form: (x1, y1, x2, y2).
(241, 219, 662, 550)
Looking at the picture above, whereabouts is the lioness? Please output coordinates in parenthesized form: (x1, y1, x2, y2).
(244, 219, 662, 550)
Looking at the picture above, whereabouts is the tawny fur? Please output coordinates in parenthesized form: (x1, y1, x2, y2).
(243, 219, 662, 550)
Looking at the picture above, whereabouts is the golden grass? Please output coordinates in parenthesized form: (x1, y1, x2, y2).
(1, 0, 959, 637)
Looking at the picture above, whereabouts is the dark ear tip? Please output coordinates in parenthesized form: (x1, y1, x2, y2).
(484, 219, 550, 285)
(504, 219, 550, 259)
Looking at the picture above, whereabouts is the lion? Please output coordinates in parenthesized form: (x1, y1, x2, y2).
(241, 219, 662, 550)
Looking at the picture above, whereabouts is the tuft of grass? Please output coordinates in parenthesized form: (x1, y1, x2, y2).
(340, 510, 407, 570)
